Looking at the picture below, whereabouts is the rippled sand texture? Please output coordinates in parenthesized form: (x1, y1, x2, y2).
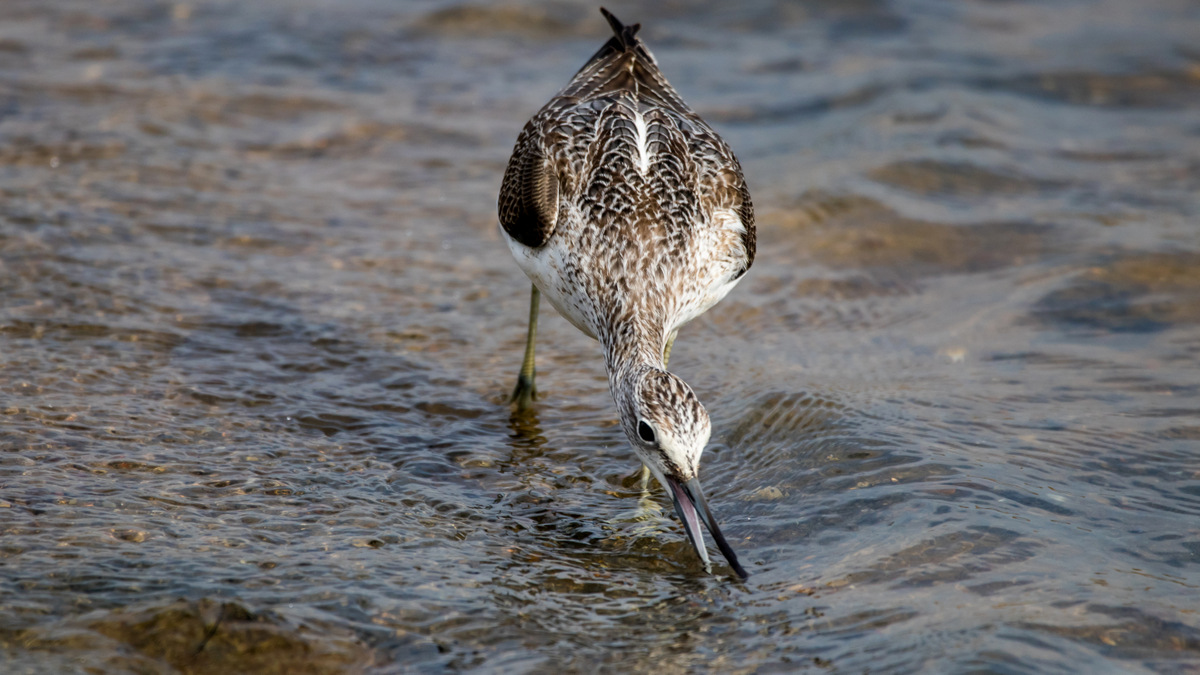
(1, 0, 1199, 672)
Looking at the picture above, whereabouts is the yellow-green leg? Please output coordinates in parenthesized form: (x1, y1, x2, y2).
(510, 284, 540, 411)
(662, 330, 678, 367)
(621, 463, 665, 532)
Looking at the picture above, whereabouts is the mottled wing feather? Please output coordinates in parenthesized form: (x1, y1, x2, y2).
(499, 126, 559, 248)
(735, 176, 756, 275)
(704, 146, 755, 277)
(500, 8, 754, 273)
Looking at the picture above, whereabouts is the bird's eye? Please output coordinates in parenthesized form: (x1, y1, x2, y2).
(637, 420, 656, 444)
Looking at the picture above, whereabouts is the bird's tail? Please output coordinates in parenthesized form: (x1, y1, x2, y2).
(599, 7, 641, 51)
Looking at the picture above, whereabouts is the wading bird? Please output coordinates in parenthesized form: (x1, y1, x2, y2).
(499, 8, 753, 578)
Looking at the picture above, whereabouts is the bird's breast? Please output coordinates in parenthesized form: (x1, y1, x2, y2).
(502, 221, 600, 340)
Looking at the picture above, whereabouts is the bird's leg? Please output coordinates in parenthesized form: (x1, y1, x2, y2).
(510, 284, 540, 411)
(634, 480, 664, 529)
(620, 464, 666, 532)
(662, 330, 678, 368)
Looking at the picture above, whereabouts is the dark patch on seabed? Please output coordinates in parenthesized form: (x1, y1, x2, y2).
(1, 0, 1199, 673)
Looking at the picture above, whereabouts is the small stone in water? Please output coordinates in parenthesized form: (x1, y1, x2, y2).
(746, 486, 785, 501)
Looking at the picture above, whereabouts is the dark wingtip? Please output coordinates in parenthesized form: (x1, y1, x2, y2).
(599, 7, 641, 48)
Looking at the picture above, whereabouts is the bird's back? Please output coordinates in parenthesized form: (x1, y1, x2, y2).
(499, 9, 755, 349)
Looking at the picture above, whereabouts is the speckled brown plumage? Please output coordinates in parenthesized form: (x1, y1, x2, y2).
(500, 9, 753, 360)
(498, 8, 753, 576)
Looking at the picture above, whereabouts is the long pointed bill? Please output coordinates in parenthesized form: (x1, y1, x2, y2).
(666, 476, 749, 579)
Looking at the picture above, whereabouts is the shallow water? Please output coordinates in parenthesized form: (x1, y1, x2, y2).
(1, 0, 1198, 672)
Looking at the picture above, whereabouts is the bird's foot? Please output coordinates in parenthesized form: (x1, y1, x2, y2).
(612, 491, 671, 537)
(509, 373, 537, 412)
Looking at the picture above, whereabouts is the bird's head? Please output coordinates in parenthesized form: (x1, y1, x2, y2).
(621, 367, 710, 484)
(616, 366, 748, 578)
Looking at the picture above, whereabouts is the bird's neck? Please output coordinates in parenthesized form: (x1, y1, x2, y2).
(599, 319, 666, 381)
